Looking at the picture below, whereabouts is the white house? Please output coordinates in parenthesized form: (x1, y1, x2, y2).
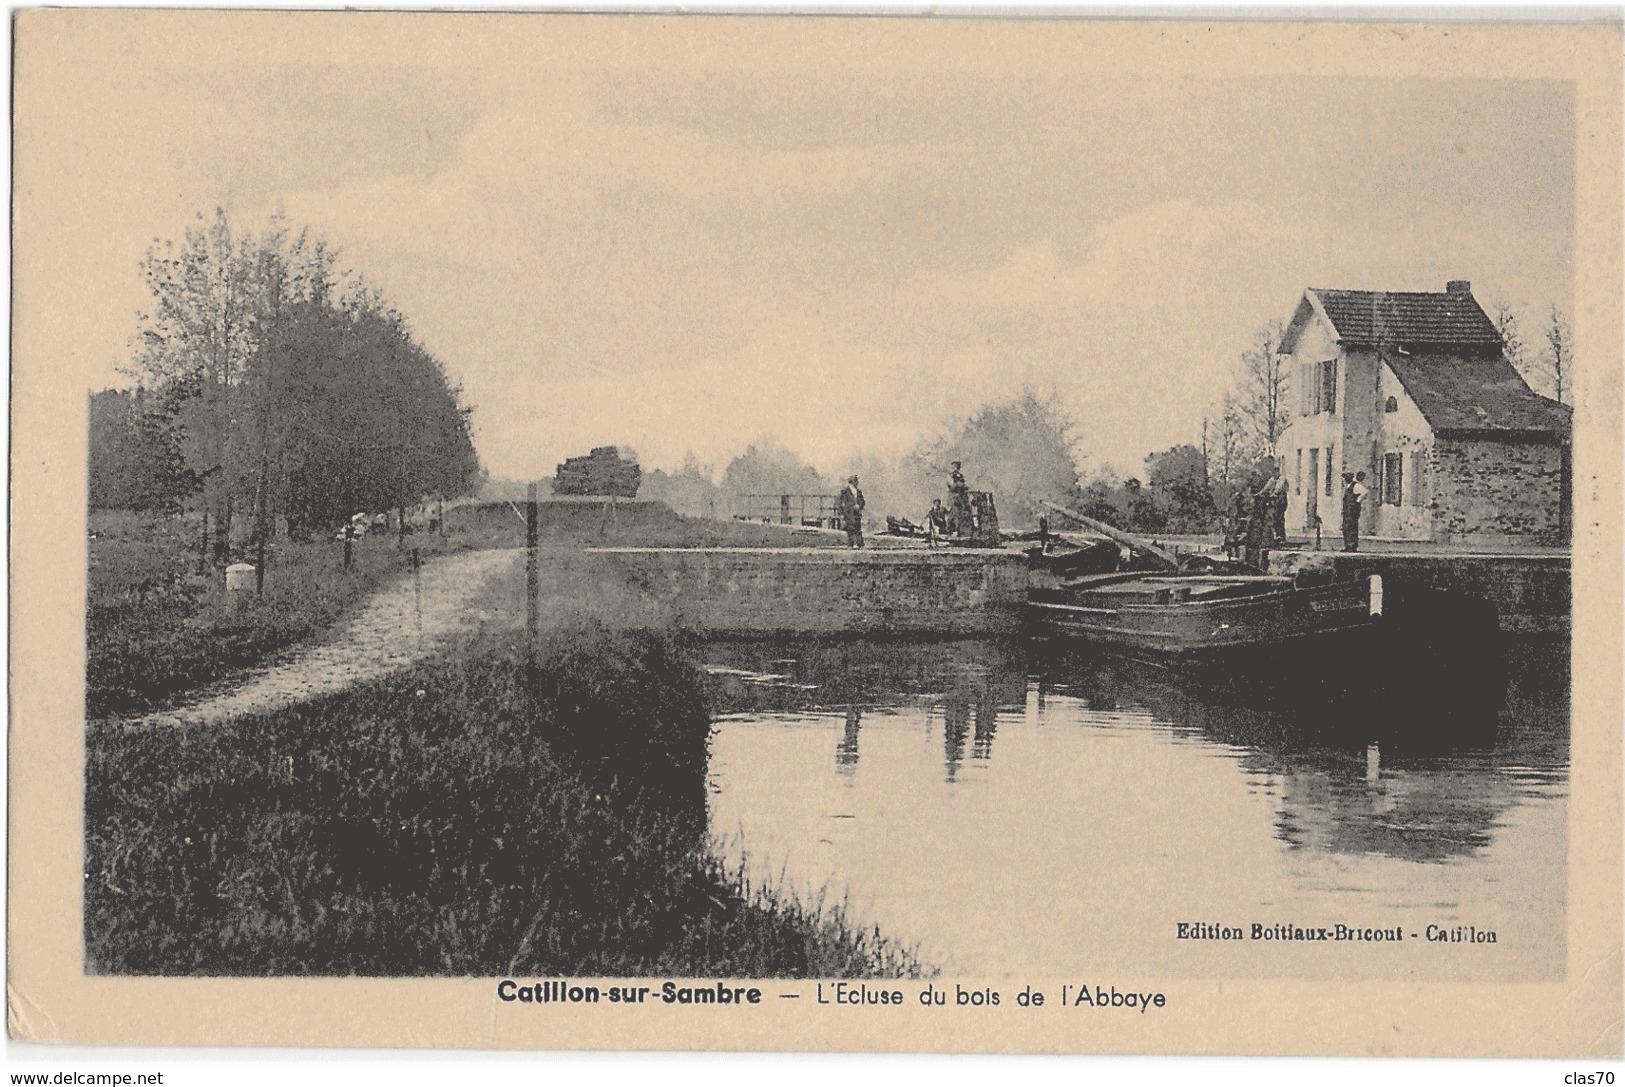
(1275, 281, 1570, 546)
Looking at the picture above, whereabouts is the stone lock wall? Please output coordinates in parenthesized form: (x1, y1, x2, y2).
(584, 547, 1028, 635)
(1311, 552, 1570, 634)
(1431, 438, 1565, 542)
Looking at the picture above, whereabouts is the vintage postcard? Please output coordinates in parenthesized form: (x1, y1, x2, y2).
(9, 10, 1622, 1058)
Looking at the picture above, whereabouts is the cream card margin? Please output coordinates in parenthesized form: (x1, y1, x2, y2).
(9, 11, 1622, 1056)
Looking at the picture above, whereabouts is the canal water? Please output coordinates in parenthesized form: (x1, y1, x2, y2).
(701, 637, 1569, 982)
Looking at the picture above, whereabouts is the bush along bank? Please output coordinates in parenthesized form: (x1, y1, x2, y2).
(85, 624, 930, 979)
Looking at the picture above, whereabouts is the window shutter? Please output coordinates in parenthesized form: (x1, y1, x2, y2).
(1383, 453, 1403, 505)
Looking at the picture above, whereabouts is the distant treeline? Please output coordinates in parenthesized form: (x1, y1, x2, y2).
(89, 209, 480, 551)
(638, 390, 1088, 532)
(638, 389, 1279, 536)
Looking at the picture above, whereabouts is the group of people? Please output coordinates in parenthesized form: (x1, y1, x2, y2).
(832, 461, 977, 550)
(1229, 469, 1290, 569)
(1227, 463, 1371, 565)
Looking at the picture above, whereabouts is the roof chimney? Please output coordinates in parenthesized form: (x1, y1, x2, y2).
(1446, 280, 1472, 295)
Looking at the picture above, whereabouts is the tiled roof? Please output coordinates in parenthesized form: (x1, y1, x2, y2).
(1310, 288, 1503, 347)
(1383, 351, 1571, 437)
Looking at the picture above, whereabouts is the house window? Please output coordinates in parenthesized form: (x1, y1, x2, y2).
(1384, 396, 1399, 413)
(1382, 452, 1403, 506)
(1320, 359, 1338, 415)
(1295, 448, 1303, 492)
(1409, 451, 1429, 507)
(1303, 359, 1338, 415)
(1324, 442, 1335, 496)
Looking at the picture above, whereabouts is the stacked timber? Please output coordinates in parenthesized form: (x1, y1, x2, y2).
(554, 446, 642, 498)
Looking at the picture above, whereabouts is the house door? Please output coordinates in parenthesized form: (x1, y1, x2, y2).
(1305, 448, 1320, 531)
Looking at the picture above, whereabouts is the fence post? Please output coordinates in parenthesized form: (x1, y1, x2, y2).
(526, 481, 540, 671)
(412, 546, 422, 615)
(343, 521, 353, 570)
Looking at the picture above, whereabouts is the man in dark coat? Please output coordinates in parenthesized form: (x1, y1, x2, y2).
(1348, 471, 1369, 552)
(925, 499, 949, 545)
(836, 475, 865, 549)
(1226, 488, 1249, 561)
(1270, 468, 1290, 545)
(947, 461, 972, 536)
(1340, 472, 1358, 552)
(1245, 484, 1272, 571)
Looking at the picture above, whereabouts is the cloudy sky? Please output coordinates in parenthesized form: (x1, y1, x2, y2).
(19, 14, 1574, 481)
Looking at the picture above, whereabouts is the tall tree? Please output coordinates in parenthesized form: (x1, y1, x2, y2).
(1232, 318, 1290, 458)
(911, 388, 1083, 528)
(87, 389, 191, 510)
(1543, 304, 1571, 405)
(118, 209, 479, 552)
(720, 438, 835, 515)
(254, 299, 480, 531)
(1486, 293, 1532, 376)
(129, 209, 340, 555)
(1145, 444, 1214, 531)
(1210, 394, 1248, 489)
(641, 453, 721, 519)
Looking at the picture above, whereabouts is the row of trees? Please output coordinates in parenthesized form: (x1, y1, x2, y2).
(1203, 317, 1290, 519)
(639, 389, 1227, 537)
(91, 210, 481, 557)
(1486, 297, 1572, 407)
(640, 390, 1090, 531)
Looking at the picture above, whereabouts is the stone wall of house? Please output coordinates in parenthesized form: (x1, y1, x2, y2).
(1372, 361, 1437, 540)
(583, 547, 1028, 634)
(1430, 437, 1565, 542)
(1342, 346, 1382, 504)
(1280, 315, 1346, 536)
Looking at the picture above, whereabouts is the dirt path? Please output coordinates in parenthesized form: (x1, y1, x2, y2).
(136, 547, 525, 727)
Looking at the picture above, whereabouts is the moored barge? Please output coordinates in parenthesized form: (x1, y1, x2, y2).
(1026, 570, 1386, 659)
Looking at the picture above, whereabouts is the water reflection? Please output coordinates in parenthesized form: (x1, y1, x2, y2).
(1268, 753, 1517, 862)
(837, 706, 861, 775)
(933, 678, 1004, 781)
(942, 696, 968, 780)
(971, 691, 997, 763)
(705, 630, 1566, 981)
(704, 637, 1025, 782)
(703, 637, 1028, 717)
(705, 635, 1569, 855)
(1034, 638, 1568, 864)
(702, 635, 1569, 978)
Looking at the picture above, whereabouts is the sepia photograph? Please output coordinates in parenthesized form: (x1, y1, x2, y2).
(9, 9, 1621, 1059)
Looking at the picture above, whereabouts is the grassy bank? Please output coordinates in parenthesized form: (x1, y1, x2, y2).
(85, 627, 930, 978)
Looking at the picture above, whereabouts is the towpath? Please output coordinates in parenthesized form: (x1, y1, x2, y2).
(133, 546, 525, 727)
